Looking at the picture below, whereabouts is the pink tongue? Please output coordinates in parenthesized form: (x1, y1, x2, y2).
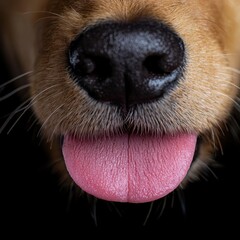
(63, 134, 196, 203)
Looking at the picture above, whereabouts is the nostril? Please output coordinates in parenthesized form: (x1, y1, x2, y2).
(69, 52, 112, 82)
(143, 54, 181, 76)
(70, 57, 95, 75)
(144, 55, 170, 76)
(78, 58, 95, 75)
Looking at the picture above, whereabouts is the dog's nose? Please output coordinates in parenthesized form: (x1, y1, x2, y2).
(69, 20, 185, 108)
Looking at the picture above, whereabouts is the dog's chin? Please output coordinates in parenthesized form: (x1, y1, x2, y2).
(61, 132, 197, 203)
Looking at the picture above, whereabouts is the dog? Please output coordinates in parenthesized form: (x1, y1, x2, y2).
(1, 0, 240, 231)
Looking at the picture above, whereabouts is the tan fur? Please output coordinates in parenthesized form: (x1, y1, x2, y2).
(1, 0, 240, 192)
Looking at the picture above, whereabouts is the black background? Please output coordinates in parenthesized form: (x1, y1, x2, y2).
(0, 48, 240, 237)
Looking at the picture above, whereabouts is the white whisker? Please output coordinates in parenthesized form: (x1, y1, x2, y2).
(48, 111, 71, 142)
(143, 201, 154, 226)
(37, 104, 64, 137)
(6, 102, 34, 135)
(0, 98, 31, 134)
(190, 82, 240, 110)
(26, 112, 39, 132)
(0, 84, 30, 102)
(0, 71, 32, 89)
(157, 197, 167, 218)
(1, 84, 60, 134)
(22, 10, 75, 27)
(225, 67, 240, 75)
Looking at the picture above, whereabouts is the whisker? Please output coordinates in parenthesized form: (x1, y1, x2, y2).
(189, 83, 240, 111)
(201, 160, 219, 180)
(0, 71, 32, 89)
(176, 188, 187, 216)
(22, 10, 75, 27)
(157, 197, 167, 219)
(143, 201, 154, 226)
(6, 99, 34, 135)
(216, 80, 240, 96)
(37, 104, 64, 137)
(226, 114, 240, 143)
(210, 129, 217, 152)
(225, 67, 240, 75)
(215, 128, 224, 154)
(221, 81, 240, 90)
(87, 196, 98, 226)
(92, 198, 98, 227)
(171, 191, 175, 208)
(1, 84, 60, 134)
(0, 98, 31, 134)
(0, 84, 30, 102)
(108, 202, 123, 217)
(66, 181, 75, 213)
(26, 112, 40, 132)
(33, 16, 65, 25)
(48, 111, 71, 142)
(45, 157, 63, 171)
(217, 92, 240, 110)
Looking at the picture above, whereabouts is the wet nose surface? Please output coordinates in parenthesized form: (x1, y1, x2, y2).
(69, 19, 185, 108)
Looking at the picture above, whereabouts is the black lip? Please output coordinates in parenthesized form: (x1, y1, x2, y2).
(192, 136, 201, 164)
(60, 136, 64, 147)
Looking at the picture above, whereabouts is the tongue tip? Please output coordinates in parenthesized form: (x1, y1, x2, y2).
(89, 193, 171, 204)
(80, 183, 174, 203)
(77, 179, 184, 204)
(63, 133, 197, 203)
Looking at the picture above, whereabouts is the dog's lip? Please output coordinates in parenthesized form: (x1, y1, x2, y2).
(62, 133, 197, 203)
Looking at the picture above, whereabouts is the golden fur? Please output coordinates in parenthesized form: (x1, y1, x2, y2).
(1, 0, 240, 200)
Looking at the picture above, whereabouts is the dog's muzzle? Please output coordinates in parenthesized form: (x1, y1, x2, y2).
(63, 19, 196, 203)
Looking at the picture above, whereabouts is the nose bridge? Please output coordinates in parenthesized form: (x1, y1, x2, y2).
(102, 22, 156, 71)
(89, 0, 158, 21)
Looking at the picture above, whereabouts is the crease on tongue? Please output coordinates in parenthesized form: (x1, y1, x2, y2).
(62, 134, 197, 203)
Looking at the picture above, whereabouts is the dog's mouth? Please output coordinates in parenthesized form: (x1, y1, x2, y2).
(62, 132, 197, 203)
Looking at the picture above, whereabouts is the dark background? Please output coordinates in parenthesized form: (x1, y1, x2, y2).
(1, 48, 240, 237)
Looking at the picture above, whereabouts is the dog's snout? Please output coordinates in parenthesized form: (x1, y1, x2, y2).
(69, 20, 185, 107)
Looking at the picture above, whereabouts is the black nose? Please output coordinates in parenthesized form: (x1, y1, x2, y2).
(69, 19, 185, 108)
